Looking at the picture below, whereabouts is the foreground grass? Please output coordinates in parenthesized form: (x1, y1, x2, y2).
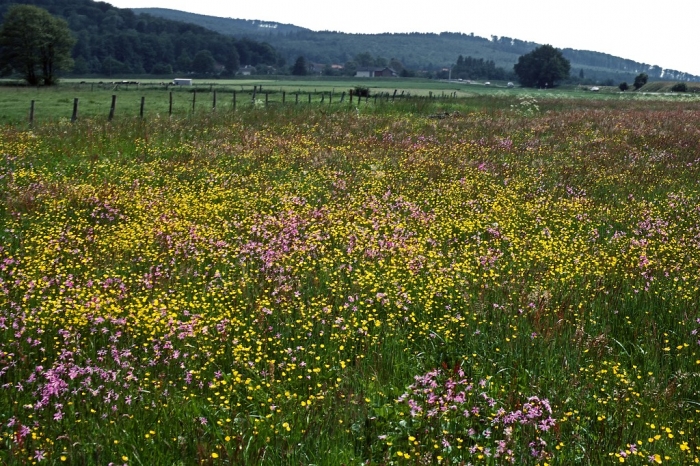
(1, 98, 699, 464)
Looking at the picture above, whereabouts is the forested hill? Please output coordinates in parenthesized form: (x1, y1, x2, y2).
(0, 0, 282, 76)
(135, 8, 310, 36)
(136, 7, 699, 83)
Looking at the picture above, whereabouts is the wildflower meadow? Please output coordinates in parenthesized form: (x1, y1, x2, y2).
(1, 95, 699, 465)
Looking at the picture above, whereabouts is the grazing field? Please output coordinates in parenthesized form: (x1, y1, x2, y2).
(3, 78, 698, 125)
(1, 95, 699, 465)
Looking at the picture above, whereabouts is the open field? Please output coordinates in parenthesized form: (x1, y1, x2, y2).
(1, 95, 700, 464)
(3, 78, 699, 125)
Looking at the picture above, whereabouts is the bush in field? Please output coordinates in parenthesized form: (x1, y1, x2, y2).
(619, 82, 629, 92)
(671, 82, 687, 92)
(353, 86, 370, 97)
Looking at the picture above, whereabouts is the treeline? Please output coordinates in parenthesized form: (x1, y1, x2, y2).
(0, 0, 282, 76)
(448, 55, 513, 81)
(135, 8, 700, 83)
(136, 8, 307, 37)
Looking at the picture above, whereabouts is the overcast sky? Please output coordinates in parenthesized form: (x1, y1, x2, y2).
(108, 0, 700, 76)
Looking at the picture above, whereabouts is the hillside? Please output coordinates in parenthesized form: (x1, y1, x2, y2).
(0, 0, 281, 76)
(135, 7, 700, 83)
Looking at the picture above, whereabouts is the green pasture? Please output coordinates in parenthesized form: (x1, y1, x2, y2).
(1, 77, 683, 125)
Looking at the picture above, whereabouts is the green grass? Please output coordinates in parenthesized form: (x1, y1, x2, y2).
(5, 77, 698, 125)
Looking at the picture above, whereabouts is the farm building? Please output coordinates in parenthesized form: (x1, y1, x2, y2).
(238, 65, 256, 76)
(172, 78, 192, 86)
(355, 67, 398, 78)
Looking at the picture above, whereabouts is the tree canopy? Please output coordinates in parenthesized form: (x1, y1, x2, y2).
(0, 0, 279, 77)
(0, 5, 75, 85)
(633, 73, 648, 90)
(291, 56, 307, 76)
(450, 55, 511, 80)
(513, 44, 570, 88)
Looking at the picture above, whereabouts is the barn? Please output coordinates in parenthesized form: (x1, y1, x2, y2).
(355, 67, 398, 78)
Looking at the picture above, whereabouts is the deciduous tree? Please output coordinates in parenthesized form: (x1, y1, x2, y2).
(513, 44, 570, 88)
(192, 50, 216, 74)
(0, 5, 75, 85)
(633, 73, 648, 90)
(291, 56, 308, 76)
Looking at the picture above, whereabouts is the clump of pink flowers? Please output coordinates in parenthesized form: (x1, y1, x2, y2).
(387, 367, 558, 463)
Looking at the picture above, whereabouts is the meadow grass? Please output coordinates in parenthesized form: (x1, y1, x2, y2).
(0, 96, 699, 465)
(4, 78, 698, 125)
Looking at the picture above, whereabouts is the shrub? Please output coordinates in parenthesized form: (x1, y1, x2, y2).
(671, 82, 687, 92)
(353, 86, 370, 98)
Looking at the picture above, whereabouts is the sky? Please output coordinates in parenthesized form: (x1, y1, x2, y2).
(108, 0, 700, 76)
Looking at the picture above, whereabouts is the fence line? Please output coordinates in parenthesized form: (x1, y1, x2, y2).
(24, 88, 461, 124)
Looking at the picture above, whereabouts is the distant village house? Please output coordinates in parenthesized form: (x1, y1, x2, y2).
(355, 67, 398, 78)
(238, 65, 256, 76)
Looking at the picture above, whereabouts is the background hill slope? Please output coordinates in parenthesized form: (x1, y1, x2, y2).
(136, 7, 700, 83)
(0, 0, 281, 76)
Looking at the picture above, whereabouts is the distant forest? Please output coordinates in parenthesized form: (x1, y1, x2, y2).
(0, 0, 282, 76)
(137, 8, 700, 83)
(1, 0, 698, 83)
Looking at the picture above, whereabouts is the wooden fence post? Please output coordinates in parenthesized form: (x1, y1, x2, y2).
(340, 91, 345, 103)
(308, 93, 311, 104)
(349, 90, 353, 104)
(29, 100, 35, 126)
(265, 92, 268, 106)
(233, 90, 237, 110)
(71, 98, 79, 122)
(282, 91, 286, 104)
(296, 93, 299, 104)
(108, 95, 117, 121)
(213, 91, 217, 111)
(192, 90, 196, 113)
(140, 96, 145, 119)
(169, 92, 173, 116)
